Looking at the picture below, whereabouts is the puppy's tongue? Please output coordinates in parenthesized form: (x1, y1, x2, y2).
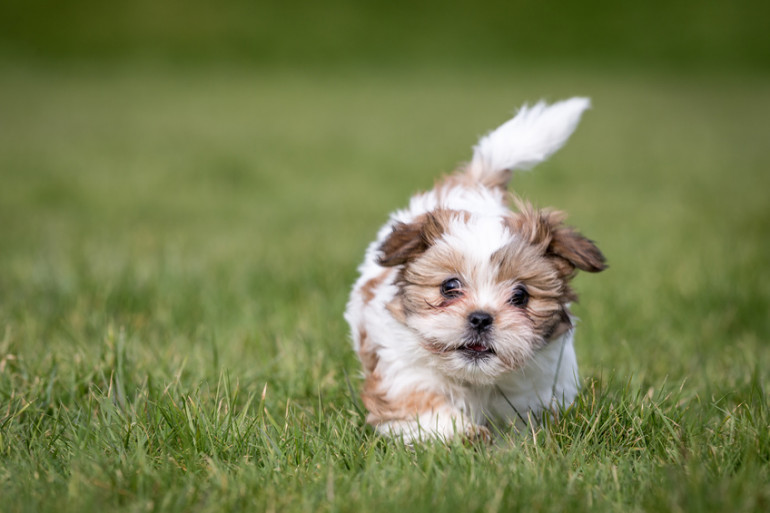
(467, 343, 487, 352)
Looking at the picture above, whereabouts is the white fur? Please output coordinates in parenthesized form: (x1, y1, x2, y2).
(345, 98, 590, 443)
(468, 97, 590, 178)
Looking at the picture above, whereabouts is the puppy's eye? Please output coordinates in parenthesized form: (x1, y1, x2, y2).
(509, 285, 529, 307)
(440, 278, 463, 298)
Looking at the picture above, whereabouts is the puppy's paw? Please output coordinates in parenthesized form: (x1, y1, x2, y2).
(464, 424, 493, 444)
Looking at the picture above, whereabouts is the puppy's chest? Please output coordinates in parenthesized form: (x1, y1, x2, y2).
(453, 386, 519, 421)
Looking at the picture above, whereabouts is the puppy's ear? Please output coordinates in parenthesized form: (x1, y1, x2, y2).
(377, 221, 425, 267)
(549, 224, 607, 273)
(377, 210, 451, 267)
(512, 203, 606, 273)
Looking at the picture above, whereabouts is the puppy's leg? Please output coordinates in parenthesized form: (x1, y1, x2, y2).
(374, 413, 489, 444)
(362, 381, 488, 443)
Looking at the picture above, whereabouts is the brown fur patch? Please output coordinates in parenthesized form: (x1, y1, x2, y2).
(549, 227, 607, 273)
(543, 309, 573, 340)
(385, 298, 407, 323)
(506, 200, 607, 274)
(362, 373, 447, 425)
(360, 269, 393, 304)
(357, 325, 447, 425)
(357, 326, 379, 374)
(495, 200, 604, 341)
(390, 254, 464, 322)
(385, 211, 473, 321)
(377, 221, 426, 267)
(378, 209, 470, 268)
(490, 238, 573, 342)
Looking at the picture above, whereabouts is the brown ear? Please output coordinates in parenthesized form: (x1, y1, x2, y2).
(377, 210, 451, 267)
(510, 202, 606, 273)
(549, 225, 607, 273)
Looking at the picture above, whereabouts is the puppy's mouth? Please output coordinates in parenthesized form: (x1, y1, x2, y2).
(457, 341, 496, 358)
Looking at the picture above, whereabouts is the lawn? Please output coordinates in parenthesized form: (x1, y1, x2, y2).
(1, 62, 768, 512)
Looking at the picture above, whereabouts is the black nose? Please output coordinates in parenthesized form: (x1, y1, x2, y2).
(468, 311, 494, 332)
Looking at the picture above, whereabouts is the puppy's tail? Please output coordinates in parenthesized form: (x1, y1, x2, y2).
(465, 97, 591, 190)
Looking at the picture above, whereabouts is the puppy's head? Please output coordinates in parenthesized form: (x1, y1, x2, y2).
(378, 203, 605, 385)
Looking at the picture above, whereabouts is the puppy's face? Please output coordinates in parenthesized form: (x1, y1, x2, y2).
(378, 204, 605, 385)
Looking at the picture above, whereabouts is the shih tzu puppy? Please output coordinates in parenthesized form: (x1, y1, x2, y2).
(345, 98, 606, 442)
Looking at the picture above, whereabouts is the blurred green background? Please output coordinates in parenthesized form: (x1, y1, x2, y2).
(1, 0, 768, 71)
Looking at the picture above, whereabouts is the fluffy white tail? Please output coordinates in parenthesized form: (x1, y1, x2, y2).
(466, 97, 591, 189)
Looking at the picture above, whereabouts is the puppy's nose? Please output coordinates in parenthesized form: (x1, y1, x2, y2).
(468, 311, 494, 332)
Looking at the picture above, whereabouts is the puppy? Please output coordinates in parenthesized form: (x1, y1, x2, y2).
(345, 98, 606, 442)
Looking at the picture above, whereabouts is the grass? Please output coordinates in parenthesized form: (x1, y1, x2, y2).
(0, 62, 769, 512)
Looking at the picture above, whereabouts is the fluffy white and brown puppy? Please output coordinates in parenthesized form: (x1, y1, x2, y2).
(345, 98, 606, 443)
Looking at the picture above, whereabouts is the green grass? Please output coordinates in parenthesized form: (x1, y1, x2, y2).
(1, 62, 769, 512)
